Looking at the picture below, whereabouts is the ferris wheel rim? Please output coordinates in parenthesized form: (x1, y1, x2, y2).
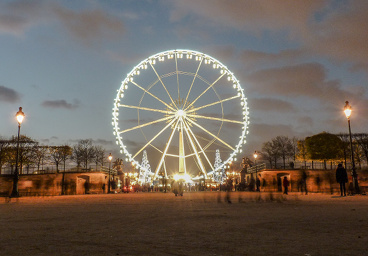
(112, 49, 249, 178)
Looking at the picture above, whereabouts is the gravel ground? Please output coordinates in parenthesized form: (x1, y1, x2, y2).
(1, 192, 367, 256)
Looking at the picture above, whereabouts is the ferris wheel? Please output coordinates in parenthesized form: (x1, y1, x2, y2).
(112, 49, 249, 180)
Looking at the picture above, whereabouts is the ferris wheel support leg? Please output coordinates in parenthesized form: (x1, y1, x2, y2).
(179, 126, 185, 174)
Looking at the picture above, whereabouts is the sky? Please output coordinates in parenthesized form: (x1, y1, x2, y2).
(1, 0, 368, 167)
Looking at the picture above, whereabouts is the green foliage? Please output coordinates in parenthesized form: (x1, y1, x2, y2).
(305, 132, 344, 160)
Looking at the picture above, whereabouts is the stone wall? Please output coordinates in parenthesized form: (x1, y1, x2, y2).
(245, 169, 367, 193)
(0, 172, 109, 196)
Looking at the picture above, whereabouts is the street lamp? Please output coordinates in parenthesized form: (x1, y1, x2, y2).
(253, 151, 259, 191)
(344, 101, 360, 194)
(108, 153, 112, 193)
(11, 107, 25, 198)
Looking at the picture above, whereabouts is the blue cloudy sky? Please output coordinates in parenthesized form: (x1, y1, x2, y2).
(1, 0, 367, 159)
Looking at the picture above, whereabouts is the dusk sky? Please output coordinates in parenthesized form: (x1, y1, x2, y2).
(1, 0, 368, 161)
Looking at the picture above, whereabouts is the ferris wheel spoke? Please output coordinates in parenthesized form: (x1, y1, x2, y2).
(153, 119, 179, 178)
(119, 115, 173, 134)
(179, 120, 187, 174)
(186, 95, 240, 114)
(186, 114, 244, 124)
(118, 104, 173, 115)
(182, 119, 207, 177)
(186, 118, 235, 151)
(183, 120, 215, 173)
(132, 117, 177, 159)
(175, 54, 180, 100)
(184, 58, 203, 107)
(150, 63, 178, 109)
(131, 81, 176, 111)
(184, 72, 225, 111)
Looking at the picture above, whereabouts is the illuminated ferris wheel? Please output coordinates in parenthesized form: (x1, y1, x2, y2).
(112, 49, 249, 180)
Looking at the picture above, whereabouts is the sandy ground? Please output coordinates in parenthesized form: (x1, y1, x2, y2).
(0, 191, 367, 256)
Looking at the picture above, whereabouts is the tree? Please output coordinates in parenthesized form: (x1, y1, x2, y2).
(56, 145, 72, 195)
(0, 138, 11, 174)
(59, 145, 72, 172)
(291, 137, 299, 162)
(94, 145, 105, 170)
(10, 135, 38, 174)
(305, 132, 344, 169)
(297, 140, 308, 168)
(33, 146, 49, 171)
(336, 133, 351, 168)
(261, 140, 280, 168)
(72, 139, 95, 169)
(274, 136, 294, 169)
(353, 133, 368, 164)
(50, 146, 65, 173)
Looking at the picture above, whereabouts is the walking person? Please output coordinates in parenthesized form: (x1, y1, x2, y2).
(283, 176, 289, 195)
(256, 176, 261, 192)
(301, 170, 308, 195)
(336, 163, 348, 196)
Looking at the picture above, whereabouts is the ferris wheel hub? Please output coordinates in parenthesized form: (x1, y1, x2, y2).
(176, 109, 186, 118)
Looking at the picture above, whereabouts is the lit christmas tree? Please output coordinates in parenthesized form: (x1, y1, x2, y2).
(139, 150, 153, 184)
(213, 149, 226, 183)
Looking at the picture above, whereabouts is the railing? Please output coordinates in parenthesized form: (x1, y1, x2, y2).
(247, 163, 266, 173)
(264, 160, 368, 170)
(100, 166, 117, 175)
(0, 165, 117, 175)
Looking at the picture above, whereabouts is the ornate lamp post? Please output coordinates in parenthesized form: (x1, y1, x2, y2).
(344, 101, 360, 194)
(108, 153, 112, 193)
(11, 107, 25, 198)
(253, 151, 259, 191)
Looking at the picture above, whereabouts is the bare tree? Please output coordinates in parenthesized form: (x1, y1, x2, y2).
(336, 133, 351, 167)
(59, 145, 72, 172)
(11, 135, 38, 174)
(72, 139, 96, 169)
(94, 145, 105, 170)
(0, 138, 11, 174)
(274, 136, 294, 169)
(57, 145, 72, 195)
(261, 141, 280, 168)
(50, 146, 65, 173)
(33, 146, 49, 172)
(353, 133, 368, 164)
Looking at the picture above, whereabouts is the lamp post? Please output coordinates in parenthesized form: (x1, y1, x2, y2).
(11, 107, 25, 198)
(344, 101, 360, 194)
(108, 153, 112, 193)
(253, 151, 259, 191)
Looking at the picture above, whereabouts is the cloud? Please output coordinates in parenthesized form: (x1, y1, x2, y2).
(41, 99, 79, 109)
(305, 1, 368, 71)
(94, 139, 113, 146)
(166, 0, 368, 73)
(249, 98, 295, 112)
(166, 0, 326, 38)
(52, 6, 125, 45)
(0, 0, 45, 36)
(0, 85, 21, 102)
(0, 1, 124, 44)
(245, 62, 365, 104)
(240, 49, 305, 69)
(105, 50, 145, 65)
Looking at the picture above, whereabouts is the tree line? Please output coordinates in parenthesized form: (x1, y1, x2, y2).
(0, 137, 108, 175)
(260, 132, 368, 169)
(2, 131, 368, 174)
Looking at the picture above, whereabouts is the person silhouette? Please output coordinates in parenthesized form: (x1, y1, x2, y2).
(283, 177, 289, 195)
(336, 163, 348, 196)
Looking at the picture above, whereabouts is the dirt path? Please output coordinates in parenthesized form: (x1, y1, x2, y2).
(1, 192, 367, 256)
